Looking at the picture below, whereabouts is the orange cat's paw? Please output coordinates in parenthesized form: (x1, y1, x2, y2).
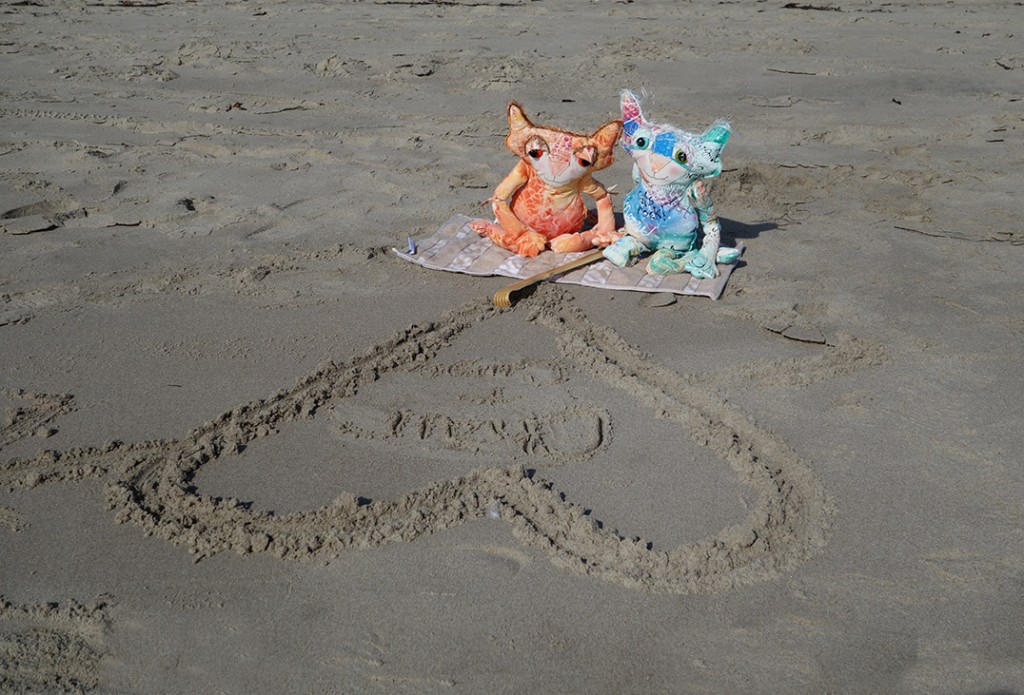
(514, 231, 548, 258)
(470, 220, 499, 237)
(549, 233, 591, 254)
(590, 226, 624, 247)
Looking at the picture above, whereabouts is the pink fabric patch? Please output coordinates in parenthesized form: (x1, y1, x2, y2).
(621, 95, 642, 123)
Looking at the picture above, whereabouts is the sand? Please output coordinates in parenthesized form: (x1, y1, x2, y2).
(1, 0, 1023, 692)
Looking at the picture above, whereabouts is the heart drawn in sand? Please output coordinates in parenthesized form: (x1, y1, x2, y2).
(0, 289, 880, 594)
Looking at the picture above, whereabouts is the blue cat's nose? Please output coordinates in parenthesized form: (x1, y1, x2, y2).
(648, 152, 672, 174)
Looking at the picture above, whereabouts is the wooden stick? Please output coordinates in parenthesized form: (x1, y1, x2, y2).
(492, 249, 606, 307)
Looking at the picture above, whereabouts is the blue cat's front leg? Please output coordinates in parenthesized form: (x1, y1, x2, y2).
(682, 181, 741, 279)
(602, 222, 649, 267)
(603, 186, 656, 266)
(682, 220, 720, 279)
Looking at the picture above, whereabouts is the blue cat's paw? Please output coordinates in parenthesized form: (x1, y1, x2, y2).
(646, 249, 693, 275)
(716, 247, 742, 265)
(684, 252, 719, 279)
(603, 236, 644, 267)
(602, 244, 631, 267)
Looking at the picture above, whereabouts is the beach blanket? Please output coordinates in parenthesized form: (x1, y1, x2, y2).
(394, 214, 744, 300)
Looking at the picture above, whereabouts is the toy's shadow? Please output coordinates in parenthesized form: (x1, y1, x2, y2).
(721, 218, 778, 240)
(601, 213, 777, 242)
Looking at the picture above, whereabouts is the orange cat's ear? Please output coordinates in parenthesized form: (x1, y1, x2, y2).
(590, 119, 624, 169)
(507, 102, 534, 132)
(505, 102, 536, 156)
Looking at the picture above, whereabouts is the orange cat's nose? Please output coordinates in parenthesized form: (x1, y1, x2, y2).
(548, 156, 570, 176)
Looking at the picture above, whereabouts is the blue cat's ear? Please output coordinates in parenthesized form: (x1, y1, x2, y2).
(697, 121, 731, 177)
(620, 89, 646, 127)
(704, 120, 731, 147)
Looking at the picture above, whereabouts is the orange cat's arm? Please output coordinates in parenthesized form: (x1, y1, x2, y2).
(488, 160, 532, 236)
(581, 176, 620, 245)
(550, 175, 621, 253)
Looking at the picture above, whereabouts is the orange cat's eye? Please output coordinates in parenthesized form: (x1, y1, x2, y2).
(528, 148, 544, 159)
(577, 157, 593, 167)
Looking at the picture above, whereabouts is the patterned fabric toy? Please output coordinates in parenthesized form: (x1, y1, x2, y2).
(603, 90, 740, 278)
(471, 103, 623, 257)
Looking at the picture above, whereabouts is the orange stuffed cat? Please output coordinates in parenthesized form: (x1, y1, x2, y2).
(471, 103, 623, 257)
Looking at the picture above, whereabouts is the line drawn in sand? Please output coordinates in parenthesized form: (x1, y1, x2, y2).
(0, 595, 111, 693)
(0, 288, 886, 593)
(330, 360, 610, 467)
(0, 389, 75, 450)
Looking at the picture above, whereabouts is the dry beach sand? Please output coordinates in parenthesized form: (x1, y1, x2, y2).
(1, 0, 1023, 692)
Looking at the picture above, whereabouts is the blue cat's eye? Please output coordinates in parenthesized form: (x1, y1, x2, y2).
(674, 149, 688, 165)
(632, 128, 652, 150)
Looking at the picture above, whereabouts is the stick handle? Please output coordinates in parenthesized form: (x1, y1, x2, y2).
(492, 249, 606, 307)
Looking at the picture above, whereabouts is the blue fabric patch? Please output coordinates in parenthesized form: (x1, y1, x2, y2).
(623, 186, 698, 249)
(624, 123, 690, 161)
(652, 132, 678, 159)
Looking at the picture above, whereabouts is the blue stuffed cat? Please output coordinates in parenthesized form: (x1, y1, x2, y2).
(603, 89, 741, 278)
